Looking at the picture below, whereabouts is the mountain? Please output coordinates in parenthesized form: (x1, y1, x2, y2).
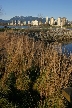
(0, 16, 47, 23)
(0, 19, 9, 23)
(10, 16, 46, 23)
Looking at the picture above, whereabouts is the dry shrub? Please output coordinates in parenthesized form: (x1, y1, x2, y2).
(0, 31, 72, 107)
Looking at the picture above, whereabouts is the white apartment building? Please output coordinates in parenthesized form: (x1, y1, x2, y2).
(57, 17, 61, 26)
(50, 17, 54, 25)
(31, 20, 38, 26)
(61, 17, 66, 26)
(14, 20, 17, 25)
(10, 20, 13, 25)
(21, 23, 23, 26)
(28, 21, 31, 25)
(46, 17, 48, 23)
(23, 21, 26, 25)
(18, 20, 21, 25)
(8, 23, 10, 25)
(49, 21, 50, 25)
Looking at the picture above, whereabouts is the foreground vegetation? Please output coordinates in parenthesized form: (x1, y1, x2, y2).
(0, 31, 72, 108)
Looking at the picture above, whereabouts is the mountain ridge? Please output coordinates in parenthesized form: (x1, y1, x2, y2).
(0, 16, 46, 23)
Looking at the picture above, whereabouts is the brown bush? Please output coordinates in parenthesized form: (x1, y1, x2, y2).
(0, 31, 72, 107)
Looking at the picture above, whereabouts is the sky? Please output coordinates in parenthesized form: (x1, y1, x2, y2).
(0, 0, 72, 21)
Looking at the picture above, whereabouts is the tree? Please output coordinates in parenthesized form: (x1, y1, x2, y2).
(38, 13, 43, 25)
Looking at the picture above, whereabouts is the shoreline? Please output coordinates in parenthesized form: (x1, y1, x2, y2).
(0, 27, 72, 42)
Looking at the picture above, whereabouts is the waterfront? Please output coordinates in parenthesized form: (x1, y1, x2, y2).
(0, 26, 72, 55)
(0, 25, 29, 29)
(0, 25, 72, 29)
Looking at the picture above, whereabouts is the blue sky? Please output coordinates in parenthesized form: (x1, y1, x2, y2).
(0, 0, 72, 21)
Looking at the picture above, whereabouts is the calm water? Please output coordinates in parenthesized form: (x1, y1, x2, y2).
(62, 43, 72, 56)
(0, 25, 29, 29)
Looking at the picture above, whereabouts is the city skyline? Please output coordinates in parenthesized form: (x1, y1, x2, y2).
(0, 0, 72, 21)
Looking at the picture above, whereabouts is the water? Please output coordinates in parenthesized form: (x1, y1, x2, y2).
(0, 25, 29, 29)
(62, 42, 72, 56)
(52, 42, 72, 56)
(0, 26, 4, 28)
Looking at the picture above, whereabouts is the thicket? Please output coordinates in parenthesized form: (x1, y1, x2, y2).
(0, 28, 6, 32)
(0, 31, 72, 108)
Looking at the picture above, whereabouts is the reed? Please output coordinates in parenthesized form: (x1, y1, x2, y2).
(0, 31, 72, 107)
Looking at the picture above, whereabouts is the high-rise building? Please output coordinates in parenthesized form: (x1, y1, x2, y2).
(50, 17, 54, 25)
(49, 21, 50, 25)
(57, 17, 61, 26)
(8, 23, 10, 25)
(28, 21, 31, 25)
(15, 20, 17, 25)
(61, 17, 66, 26)
(21, 23, 23, 26)
(46, 17, 48, 24)
(66, 18, 68, 25)
(10, 20, 13, 25)
(23, 21, 26, 25)
(18, 20, 21, 25)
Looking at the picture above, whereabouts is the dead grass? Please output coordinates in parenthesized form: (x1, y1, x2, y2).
(0, 31, 72, 107)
